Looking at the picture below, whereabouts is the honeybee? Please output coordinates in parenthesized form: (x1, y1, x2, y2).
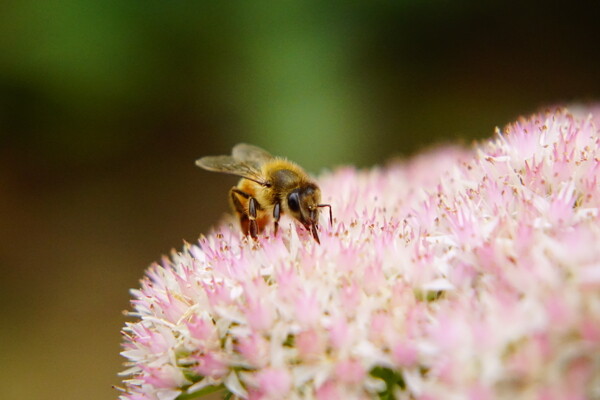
(196, 143, 332, 243)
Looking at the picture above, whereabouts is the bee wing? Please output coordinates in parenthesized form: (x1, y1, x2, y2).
(232, 143, 274, 165)
(195, 155, 267, 184)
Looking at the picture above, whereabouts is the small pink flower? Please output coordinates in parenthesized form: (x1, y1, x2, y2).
(467, 383, 493, 400)
(369, 312, 392, 345)
(296, 328, 326, 362)
(255, 368, 292, 399)
(186, 314, 217, 342)
(237, 332, 269, 368)
(362, 262, 385, 295)
(339, 281, 361, 316)
(140, 364, 188, 389)
(315, 380, 341, 400)
(202, 279, 232, 308)
(191, 352, 228, 379)
(328, 316, 351, 351)
(294, 289, 320, 327)
(243, 297, 274, 332)
(334, 359, 365, 383)
(392, 341, 418, 367)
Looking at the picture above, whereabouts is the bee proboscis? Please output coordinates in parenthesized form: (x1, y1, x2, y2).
(196, 143, 332, 243)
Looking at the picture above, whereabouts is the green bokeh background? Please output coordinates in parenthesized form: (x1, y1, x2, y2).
(1, 1, 599, 399)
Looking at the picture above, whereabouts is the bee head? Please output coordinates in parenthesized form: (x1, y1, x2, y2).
(286, 183, 322, 241)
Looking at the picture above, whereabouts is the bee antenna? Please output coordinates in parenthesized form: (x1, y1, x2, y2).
(318, 204, 332, 226)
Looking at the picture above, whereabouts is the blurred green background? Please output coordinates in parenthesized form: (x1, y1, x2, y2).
(1, 1, 600, 399)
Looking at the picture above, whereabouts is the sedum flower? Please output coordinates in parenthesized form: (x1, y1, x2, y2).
(120, 107, 600, 399)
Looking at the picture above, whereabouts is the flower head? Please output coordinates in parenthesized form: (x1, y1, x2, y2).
(120, 107, 600, 399)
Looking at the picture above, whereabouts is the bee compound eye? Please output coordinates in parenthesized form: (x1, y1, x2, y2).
(287, 191, 300, 212)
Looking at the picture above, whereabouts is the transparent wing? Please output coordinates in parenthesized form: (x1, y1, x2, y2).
(195, 155, 266, 184)
(232, 143, 273, 166)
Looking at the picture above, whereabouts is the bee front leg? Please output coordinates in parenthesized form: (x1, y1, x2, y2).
(230, 188, 259, 239)
(273, 202, 281, 236)
(318, 204, 333, 227)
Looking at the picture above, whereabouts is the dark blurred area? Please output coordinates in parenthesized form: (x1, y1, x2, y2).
(1, 1, 600, 399)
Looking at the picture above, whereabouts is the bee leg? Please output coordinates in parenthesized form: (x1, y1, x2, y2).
(310, 223, 321, 244)
(230, 188, 259, 239)
(247, 197, 259, 239)
(273, 202, 281, 236)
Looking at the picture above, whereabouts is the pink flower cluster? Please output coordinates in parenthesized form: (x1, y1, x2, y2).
(120, 107, 600, 399)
